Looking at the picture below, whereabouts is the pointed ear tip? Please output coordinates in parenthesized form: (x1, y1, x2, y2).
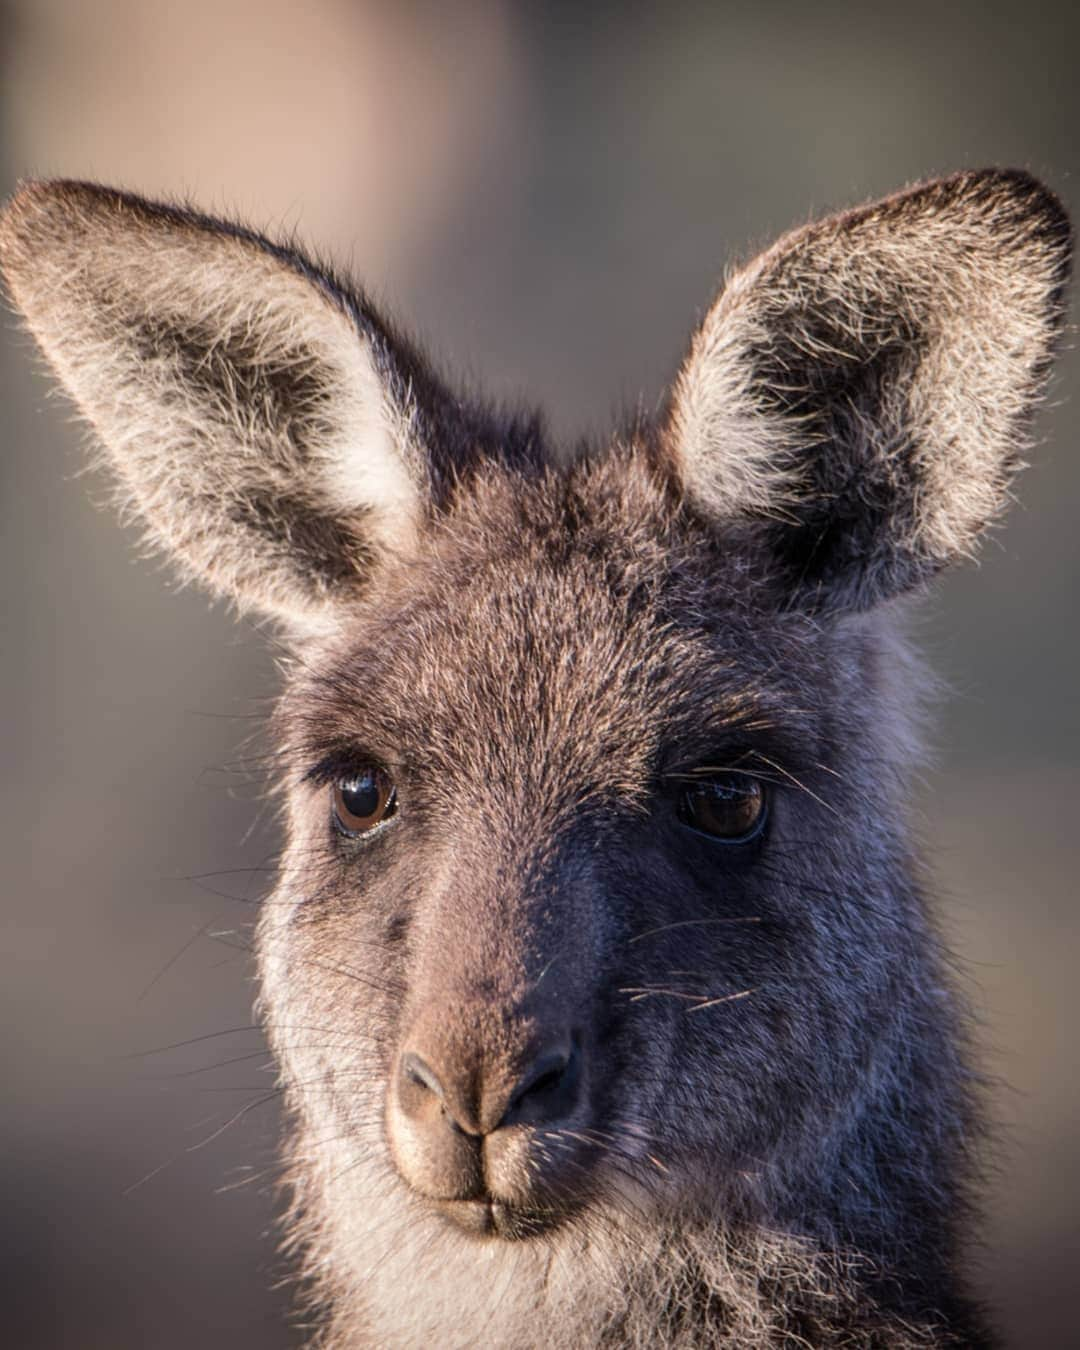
(917, 166, 1073, 265)
(3, 176, 96, 224)
(993, 169, 1075, 324)
(0, 178, 179, 249)
(0, 180, 50, 258)
(0, 183, 48, 294)
(975, 166, 1071, 246)
(956, 164, 1067, 210)
(0, 178, 115, 271)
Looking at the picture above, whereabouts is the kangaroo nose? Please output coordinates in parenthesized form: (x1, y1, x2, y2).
(397, 1039, 580, 1138)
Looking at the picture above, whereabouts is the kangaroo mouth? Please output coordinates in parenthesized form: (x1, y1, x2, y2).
(435, 1196, 565, 1241)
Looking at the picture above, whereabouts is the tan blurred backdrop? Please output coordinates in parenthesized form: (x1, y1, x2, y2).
(1, 3, 1076, 1347)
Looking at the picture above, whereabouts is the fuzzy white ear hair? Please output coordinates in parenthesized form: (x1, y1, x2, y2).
(0, 181, 426, 628)
(668, 169, 1072, 610)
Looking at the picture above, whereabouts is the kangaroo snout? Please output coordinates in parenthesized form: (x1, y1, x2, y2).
(388, 992, 590, 1230)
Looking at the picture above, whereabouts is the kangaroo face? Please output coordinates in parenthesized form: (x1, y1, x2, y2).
(1, 171, 1069, 1343)
(260, 461, 925, 1242)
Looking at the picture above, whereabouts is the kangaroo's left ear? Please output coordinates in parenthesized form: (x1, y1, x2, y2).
(666, 169, 1072, 612)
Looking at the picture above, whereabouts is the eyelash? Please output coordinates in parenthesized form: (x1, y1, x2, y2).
(305, 752, 393, 788)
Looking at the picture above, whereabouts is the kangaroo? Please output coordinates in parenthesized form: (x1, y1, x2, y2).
(0, 170, 1070, 1348)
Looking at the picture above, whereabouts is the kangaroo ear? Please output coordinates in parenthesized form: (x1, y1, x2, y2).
(0, 180, 460, 630)
(667, 170, 1072, 612)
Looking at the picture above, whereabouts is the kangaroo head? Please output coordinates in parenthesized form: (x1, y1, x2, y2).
(1, 171, 1069, 1340)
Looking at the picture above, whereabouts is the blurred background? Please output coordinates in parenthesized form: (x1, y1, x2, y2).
(1, 2, 1076, 1346)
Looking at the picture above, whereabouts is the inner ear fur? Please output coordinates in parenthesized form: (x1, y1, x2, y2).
(668, 169, 1072, 611)
(0, 180, 440, 628)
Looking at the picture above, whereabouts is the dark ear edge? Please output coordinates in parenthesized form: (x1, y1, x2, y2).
(666, 168, 1073, 613)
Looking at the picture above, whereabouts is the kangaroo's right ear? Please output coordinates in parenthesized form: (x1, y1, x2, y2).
(0, 180, 461, 630)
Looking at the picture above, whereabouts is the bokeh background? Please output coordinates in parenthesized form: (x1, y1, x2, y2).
(1, 3, 1076, 1346)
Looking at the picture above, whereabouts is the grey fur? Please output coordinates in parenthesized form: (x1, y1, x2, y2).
(0, 169, 1070, 1347)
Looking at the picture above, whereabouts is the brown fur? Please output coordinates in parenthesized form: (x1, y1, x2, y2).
(0, 170, 1070, 1347)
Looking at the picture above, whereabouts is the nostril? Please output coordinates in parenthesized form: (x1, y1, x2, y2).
(510, 1048, 571, 1108)
(521, 1065, 563, 1099)
(395, 1037, 582, 1137)
(401, 1051, 444, 1102)
(503, 1041, 580, 1127)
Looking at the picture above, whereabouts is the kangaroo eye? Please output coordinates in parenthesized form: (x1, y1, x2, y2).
(677, 774, 766, 843)
(332, 769, 397, 836)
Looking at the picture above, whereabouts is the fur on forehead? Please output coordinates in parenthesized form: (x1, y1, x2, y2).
(280, 454, 882, 789)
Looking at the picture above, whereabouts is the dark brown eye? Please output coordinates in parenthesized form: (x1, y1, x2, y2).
(332, 768, 397, 836)
(677, 773, 767, 842)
